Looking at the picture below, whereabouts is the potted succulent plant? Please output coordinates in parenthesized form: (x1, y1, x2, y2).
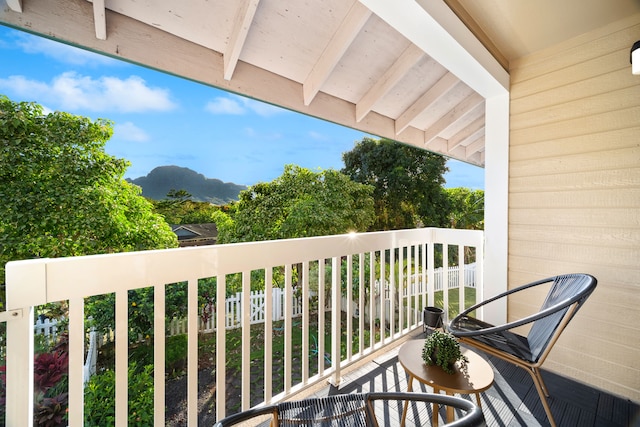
(422, 330, 468, 374)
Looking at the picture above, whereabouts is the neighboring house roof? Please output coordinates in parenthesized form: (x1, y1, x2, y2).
(171, 223, 218, 247)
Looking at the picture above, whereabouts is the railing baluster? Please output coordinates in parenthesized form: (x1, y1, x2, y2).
(5, 307, 34, 427)
(346, 254, 353, 361)
(284, 264, 292, 393)
(369, 252, 375, 349)
(115, 290, 128, 426)
(358, 252, 365, 355)
(154, 284, 166, 427)
(318, 259, 325, 375)
(241, 271, 251, 411)
(264, 267, 273, 404)
(330, 256, 341, 386)
(68, 297, 84, 426)
(216, 274, 227, 420)
(188, 278, 199, 425)
(301, 261, 310, 383)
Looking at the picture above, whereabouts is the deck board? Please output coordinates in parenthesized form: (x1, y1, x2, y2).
(311, 334, 640, 426)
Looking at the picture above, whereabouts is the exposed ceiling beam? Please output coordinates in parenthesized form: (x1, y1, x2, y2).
(423, 92, 484, 145)
(5, 0, 22, 13)
(92, 0, 107, 40)
(447, 115, 484, 151)
(359, 0, 508, 98)
(355, 43, 423, 122)
(426, 137, 448, 152)
(224, 0, 261, 81)
(395, 71, 458, 135)
(465, 135, 485, 157)
(303, 2, 372, 106)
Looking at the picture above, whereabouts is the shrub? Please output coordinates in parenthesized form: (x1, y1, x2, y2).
(84, 362, 154, 426)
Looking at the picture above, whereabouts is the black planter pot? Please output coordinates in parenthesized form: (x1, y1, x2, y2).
(423, 306, 444, 334)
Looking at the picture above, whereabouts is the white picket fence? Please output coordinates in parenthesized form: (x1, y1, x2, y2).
(166, 287, 306, 335)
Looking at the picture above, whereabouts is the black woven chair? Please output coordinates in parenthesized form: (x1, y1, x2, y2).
(213, 392, 485, 426)
(448, 273, 597, 427)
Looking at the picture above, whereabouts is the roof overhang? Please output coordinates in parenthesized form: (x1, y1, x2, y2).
(1, 0, 509, 167)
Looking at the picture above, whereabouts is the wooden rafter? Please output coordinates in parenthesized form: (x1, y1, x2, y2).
(424, 92, 483, 145)
(6, 0, 22, 13)
(224, 0, 261, 81)
(395, 71, 459, 135)
(355, 43, 423, 122)
(465, 135, 485, 158)
(92, 0, 107, 40)
(303, 2, 372, 106)
(447, 115, 484, 152)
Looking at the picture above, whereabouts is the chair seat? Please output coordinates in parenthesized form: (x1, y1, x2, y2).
(453, 316, 535, 363)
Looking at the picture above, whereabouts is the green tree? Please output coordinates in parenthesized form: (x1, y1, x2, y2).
(341, 137, 449, 231)
(0, 95, 177, 296)
(153, 189, 220, 225)
(444, 187, 484, 230)
(215, 164, 375, 243)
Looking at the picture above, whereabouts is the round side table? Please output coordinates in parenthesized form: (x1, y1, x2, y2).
(398, 339, 494, 427)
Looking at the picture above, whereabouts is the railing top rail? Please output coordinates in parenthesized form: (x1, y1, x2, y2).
(5, 228, 483, 310)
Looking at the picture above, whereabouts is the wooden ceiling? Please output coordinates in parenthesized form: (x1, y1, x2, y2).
(1, 0, 510, 167)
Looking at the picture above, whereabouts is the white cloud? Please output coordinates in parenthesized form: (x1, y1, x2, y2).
(236, 95, 285, 117)
(205, 94, 286, 117)
(0, 72, 177, 113)
(114, 122, 150, 142)
(16, 32, 119, 66)
(205, 97, 245, 115)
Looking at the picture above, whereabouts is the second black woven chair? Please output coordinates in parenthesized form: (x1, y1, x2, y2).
(213, 392, 485, 426)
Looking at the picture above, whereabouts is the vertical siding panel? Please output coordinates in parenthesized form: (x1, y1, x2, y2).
(508, 13, 640, 401)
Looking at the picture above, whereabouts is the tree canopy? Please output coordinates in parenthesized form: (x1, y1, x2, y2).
(342, 137, 449, 231)
(444, 187, 484, 230)
(152, 189, 221, 225)
(214, 164, 375, 243)
(0, 96, 177, 286)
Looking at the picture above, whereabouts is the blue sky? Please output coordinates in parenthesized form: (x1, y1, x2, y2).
(0, 25, 484, 189)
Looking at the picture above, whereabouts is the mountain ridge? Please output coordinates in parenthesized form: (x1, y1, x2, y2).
(127, 165, 247, 204)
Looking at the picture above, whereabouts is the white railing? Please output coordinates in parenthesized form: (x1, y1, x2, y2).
(3, 227, 483, 426)
(34, 263, 476, 341)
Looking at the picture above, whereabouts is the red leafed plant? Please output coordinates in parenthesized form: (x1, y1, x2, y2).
(0, 332, 69, 427)
(34, 351, 69, 391)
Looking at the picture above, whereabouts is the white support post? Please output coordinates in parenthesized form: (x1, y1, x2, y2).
(482, 92, 510, 324)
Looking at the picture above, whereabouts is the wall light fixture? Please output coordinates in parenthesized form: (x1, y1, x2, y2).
(632, 40, 640, 75)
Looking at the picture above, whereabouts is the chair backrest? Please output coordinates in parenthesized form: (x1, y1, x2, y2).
(214, 392, 485, 426)
(277, 394, 369, 426)
(527, 273, 597, 362)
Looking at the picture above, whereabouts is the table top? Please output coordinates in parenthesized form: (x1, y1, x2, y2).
(398, 339, 494, 395)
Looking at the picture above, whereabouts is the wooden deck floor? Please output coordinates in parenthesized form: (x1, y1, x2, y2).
(311, 333, 639, 426)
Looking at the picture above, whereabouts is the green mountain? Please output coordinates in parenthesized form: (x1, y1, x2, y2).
(128, 166, 246, 204)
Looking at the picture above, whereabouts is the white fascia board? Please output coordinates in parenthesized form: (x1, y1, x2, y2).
(359, 0, 509, 99)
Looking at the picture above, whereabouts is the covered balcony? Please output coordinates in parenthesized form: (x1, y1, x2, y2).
(1, 0, 639, 425)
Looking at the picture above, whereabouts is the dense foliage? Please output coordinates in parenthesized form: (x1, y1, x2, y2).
(342, 137, 449, 231)
(152, 189, 222, 225)
(444, 187, 484, 230)
(214, 164, 376, 243)
(0, 96, 178, 290)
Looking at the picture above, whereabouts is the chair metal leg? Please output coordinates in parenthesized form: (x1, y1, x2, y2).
(527, 367, 556, 427)
(532, 367, 550, 396)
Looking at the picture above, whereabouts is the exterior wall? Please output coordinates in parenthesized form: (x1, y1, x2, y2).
(508, 14, 640, 401)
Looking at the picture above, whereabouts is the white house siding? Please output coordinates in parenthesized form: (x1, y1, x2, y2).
(508, 14, 640, 401)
